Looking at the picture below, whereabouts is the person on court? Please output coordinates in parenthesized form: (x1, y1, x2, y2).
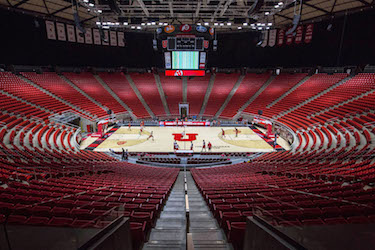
(147, 131, 154, 141)
(201, 140, 206, 152)
(190, 141, 194, 151)
(174, 141, 179, 151)
(139, 126, 143, 136)
(235, 127, 239, 137)
(221, 128, 225, 138)
(208, 141, 212, 151)
(128, 122, 131, 131)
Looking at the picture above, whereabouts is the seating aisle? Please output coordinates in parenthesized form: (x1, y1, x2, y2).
(143, 172, 186, 250)
(186, 171, 232, 250)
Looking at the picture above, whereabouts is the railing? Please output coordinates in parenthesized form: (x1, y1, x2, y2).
(240, 112, 297, 149)
(48, 110, 85, 129)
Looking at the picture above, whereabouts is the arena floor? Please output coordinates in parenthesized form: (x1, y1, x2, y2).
(80, 126, 291, 153)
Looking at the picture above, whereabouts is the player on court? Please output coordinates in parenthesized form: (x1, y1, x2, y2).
(174, 141, 179, 151)
(208, 141, 212, 151)
(147, 131, 154, 141)
(201, 140, 206, 152)
(139, 126, 143, 136)
(235, 127, 239, 137)
(190, 141, 194, 151)
(128, 122, 131, 131)
(221, 128, 225, 138)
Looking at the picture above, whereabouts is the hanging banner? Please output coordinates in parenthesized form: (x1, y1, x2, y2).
(76, 27, 84, 43)
(277, 29, 285, 46)
(110, 31, 117, 46)
(45, 21, 56, 40)
(66, 24, 76, 42)
(305, 24, 314, 43)
(93, 29, 101, 45)
(286, 31, 294, 45)
(268, 29, 277, 47)
(102, 30, 109, 45)
(56, 22, 66, 41)
(85, 28, 93, 44)
(261, 30, 268, 48)
(295, 25, 303, 44)
(118, 32, 125, 47)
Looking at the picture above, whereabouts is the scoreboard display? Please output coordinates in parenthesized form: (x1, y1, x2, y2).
(167, 37, 204, 51)
(172, 51, 199, 69)
(157, 24, 214, 76)
(165, 51, 206, 76)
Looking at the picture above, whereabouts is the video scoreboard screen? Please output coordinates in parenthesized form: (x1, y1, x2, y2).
(172, 51, 199, 70)
(165, 51, 206, 76)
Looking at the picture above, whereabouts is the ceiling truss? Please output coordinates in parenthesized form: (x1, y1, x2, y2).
(0, 0, 373, 32)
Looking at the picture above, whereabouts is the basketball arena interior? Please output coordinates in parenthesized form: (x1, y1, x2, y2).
(1, 0, 375, 249)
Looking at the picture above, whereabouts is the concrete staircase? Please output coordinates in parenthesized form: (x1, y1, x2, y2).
(309, 88, 375, 119)
(143, 172, 186, 249)
(198, 74, 216, 119)
(274, 76, 353, 119)
(17, 75, 96, 120)
(93, 74, 137, 120)
(267, 75, 312, 108)
(182, 77, 188, 103)
(186, 171, 232, 249)
(154, 73, 171, 116)
(214, 75, 245, 118)
(233, 74, 276, 120)
(143, 170, 232, 250)
(58, 74, 107, 113)
(125, 74, 155, 119)
(0, 89, 51, 114)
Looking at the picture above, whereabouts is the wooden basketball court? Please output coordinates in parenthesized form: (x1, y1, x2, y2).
(81, 126, 291, 153)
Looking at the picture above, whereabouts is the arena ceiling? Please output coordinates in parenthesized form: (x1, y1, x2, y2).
(0, 0, 374, 31)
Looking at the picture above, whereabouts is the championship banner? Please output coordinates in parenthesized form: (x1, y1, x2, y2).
(261, 30, 268, 47)
(268, 29, 277, 47)
(66, 24, 76, 42)
(305, 24, 314, 43)
(93, 29, 101, 45)
(85, 28, 93, 44)
(295, 25, 303, 44)
(45, 21, 56, 40)
(277, 29, 285, 46)
(286, 32, 294, 45)
(110, 31, 117, 46)
(118, 32, 125, 47)
(56, 22, 66, 41)
(76, 27, 84, 43)
(102, 30, 109, 45)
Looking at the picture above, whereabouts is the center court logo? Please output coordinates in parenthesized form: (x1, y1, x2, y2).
(172, 133, 198, 142)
